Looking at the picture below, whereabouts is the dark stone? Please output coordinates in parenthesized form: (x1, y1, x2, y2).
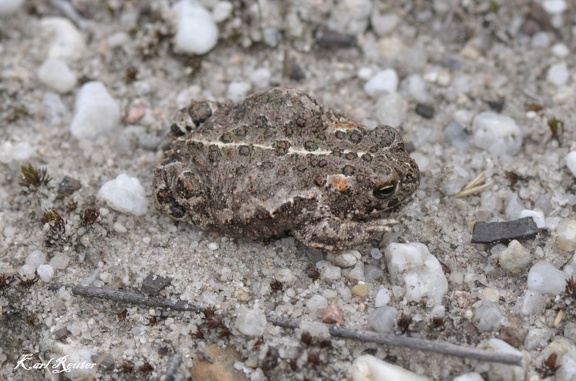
(362, 348, 377, 355)
(499, 326, 527, 349)
(54, 327, 71, 341)
(56, 176, 82, 199)
(141, 273, 172, 296)
(471, 217, 538, 244)
(415, 103, 435, 119)
(486, 98, 505, 113)
(314, 27, 357, 49)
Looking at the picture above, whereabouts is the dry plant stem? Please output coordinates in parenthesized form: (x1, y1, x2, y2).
(48, 282, 204, 313)
(50, 0, 93, 29)
(452, 171, 493, 198)
(268, 315, 523, 367)
(49, 283, 524, 367)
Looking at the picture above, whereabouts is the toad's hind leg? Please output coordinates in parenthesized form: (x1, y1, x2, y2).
(292, 217, 398, 252)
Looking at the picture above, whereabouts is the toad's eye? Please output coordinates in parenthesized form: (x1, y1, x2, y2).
(372, 182, 397, 199)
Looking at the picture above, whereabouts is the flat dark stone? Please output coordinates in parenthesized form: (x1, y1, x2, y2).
(314, 27, 357, 49)
(471, 217, 538, 244)
(56, 176, 82, 199)
(415, 103, 435, 119)
(53, 327, 71, 341)
(141, 273, 172, 296)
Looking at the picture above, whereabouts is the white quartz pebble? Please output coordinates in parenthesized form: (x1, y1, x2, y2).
(375, 93, 407, 128)
(53, 344, 97, 378)
(452, 373, 485, 381)
(37, 59, 77, 93)
(444, 122, 470, 151)
(275, 268, 297, 285)
(249, 68, 271, 89)
(172, 0, 218, 55)
(402, 74, 429, 103)
(543, 0, 567, 14)
(374, 288, 391, 307)
(524, 328, 555, 351)
(527, 261, 567, 294)
(547, 62, 569, 87)
(300, 321, 330, 338)
(370, 12, 400, 36)
(113, 222, 128, 233)
(557, 218, 576, 251)
(518, 290, 546, 316)
(0, 0, 24, 17)
(518, 209, 545, 228)
(371, 248, 383, 260)
(318, 261, 342, 281)
(557, 353, 576, 381)
(70, 82, 120, 140)
(97, 174, 149, 216)
(384, 242, 448, 305)
(18, 264, 36, 279)
(348, 262, 365, 281)
(351, 355, 430, 381)
(49, 253, 71, 270)
(499, 240, 531, 275)
(306, 294, 328, 314)
(566, 151, 576, 177)
(552, 43, 569, 57)
(364, 264, 383, 283)
(212, 1, 233, 22)
(328, 0, 372, 35)
(0, 141, 34, 164)
(532, 32, 551, 48)
(37, 264, 55, 282)
(26, 250, 46, 267)
(472, 111, 522, 155)
(235, 306, 266, 336)
(364, 69, 398, 98)
(40, 17, 86, 61)
(474, 339, 523, 381)
(367, 306, 397, 333)
(473, 301, 504, 331)
(327, 250, 359, 268)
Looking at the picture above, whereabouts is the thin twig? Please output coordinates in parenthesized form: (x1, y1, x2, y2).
(461, 171, 487, 192)
(48, 282, 204, 313)
(48, 283, 524, 368)
(453, 171, 493, 198)
(50, 0, 93, 29)
(267, 315, 523, 367)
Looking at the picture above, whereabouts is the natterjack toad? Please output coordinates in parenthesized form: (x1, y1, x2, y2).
(153, 88, 419, 251)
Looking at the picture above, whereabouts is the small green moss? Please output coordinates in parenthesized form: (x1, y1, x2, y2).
(19, 162, 51, 189)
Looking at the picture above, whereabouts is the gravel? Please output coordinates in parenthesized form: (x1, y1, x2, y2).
(37, 59, 77, 93)
(97, 174, 149, 216)
(3, 1, 576, 380)
(172, 0, 219, 55)
(70, 81, 120, 140)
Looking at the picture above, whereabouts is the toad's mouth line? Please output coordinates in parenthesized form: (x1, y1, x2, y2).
(185, 137, 369, 157)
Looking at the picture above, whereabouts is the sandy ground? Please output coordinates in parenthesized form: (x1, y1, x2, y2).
(2, 1, 576, 380)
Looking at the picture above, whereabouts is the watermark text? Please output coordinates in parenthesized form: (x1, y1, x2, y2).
(14, 354, 97, 373)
